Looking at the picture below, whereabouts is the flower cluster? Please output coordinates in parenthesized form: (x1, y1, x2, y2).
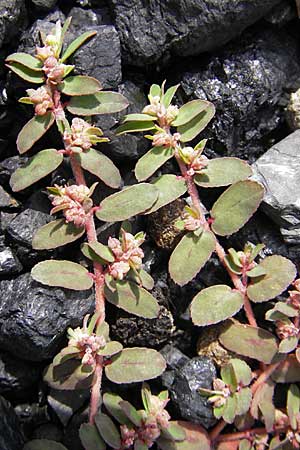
(207, 378, 231, 408)
(182, 206, 202, 231)
(63, 118, 107, 153)
(276, 319, 299, 340)
(42, 55, 67, 84)
(26, 85, 54, 116)
(143, 94, 179, 126)
(152, 130, 181, 148)
(288, 279, 300, 311)
(48, 183, 94, 227)
(108, 230, 145, 280)
(179, 145, 209, 176)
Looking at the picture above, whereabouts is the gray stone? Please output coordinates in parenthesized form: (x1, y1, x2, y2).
(0, 0, 26, 48)
(32, 0, 58, 10)
(0, 246, 22, 275)
(110, 0, 281, 66)
(0, 351, 40, 395)
(252, 130, 300, 244)
(0, 273, 94, 361)
(0, 186, 19, 209)
(180, 27, 300, 161)
(0, 396, 24, 450)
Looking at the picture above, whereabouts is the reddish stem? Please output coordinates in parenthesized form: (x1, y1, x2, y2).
(89, 355, 103, 424)
(209, 419, 227, 442)
(251, 361, 281, 394)
(215, 427, 267, 443)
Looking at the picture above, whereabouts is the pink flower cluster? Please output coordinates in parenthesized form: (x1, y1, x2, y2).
(42, 55, 66, 83)
(180, 146, 209, 176)
(26, 86, 54, 116)
(276, 320, 299, 340)
(108, 231, 145, 280)
(49, 184, 92, 228)
(152, 131, 181, 148)
(143, 95, 179, 125)
(63, 118, 93, 153)
(288, 279, 300, 311)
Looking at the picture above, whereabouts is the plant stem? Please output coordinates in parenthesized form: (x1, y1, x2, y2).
(209, 419, 227, 442)
(89, 355, 103, 424)
(215, 427, 267, 443)
(251, 361, 281, 394)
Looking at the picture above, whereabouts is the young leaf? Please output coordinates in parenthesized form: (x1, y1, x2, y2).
(234, 388, 252, 416)
(96, 183, 158, 222)
(160, 422, 186, 442)
(32, 219, 85, 250)
(88, 241, 114, 263)
(44, 359, 94, 390)
(23, 440, 68, 450)
(105, 348, 166, 384)
(222, 395, 237, 424)
(6, 62, 45, 83)
(177, 104, 215, 143)
(144, 174, 187, 214)
(79, 423, 106, 450)
(10, 149, 63, 192)
(247, 255, 297, 303)
(172, 100, 214, 127)
(104, 280, 159, 319)
(81, 243, 106, 264)
(157, 421, 211, 450)
(116, 120, 156, 135)
(194, 158, 252, 188)
(60, 30, 97, 62)
(169, 230, 216, 286)
(59, 75, 101, 96)
(150, 84, 161, 98)
(97, 341, 123, 357)
(31, 260, 93, 290)
(287, 384, 300, 429)
(103, 393, 132, 425)
(211, 181, 264, 236)
(162, 84, 180, 107)
(230, 359, 252, 386)
(135, 146, 174, 182)
(77, 148, 121, 189)
(271, 355, 300, 383)
(219, 320, 278, 364)
(245, 265, 267, 278)
(190, 285, 244, 326)
(67, 91, 129, 115)
(250, 380, 275, 432)
(128, 268, 154, 290)
(119, 400, 142, 426)
(94, 413, 121, 449)
(278, 336, 298, 354)
(123, 113, 158, 122)
(17, 112, 55, 154)
(6, 52, 43, 70)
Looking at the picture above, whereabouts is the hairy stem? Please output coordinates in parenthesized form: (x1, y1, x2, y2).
(89, 356, 103, 424)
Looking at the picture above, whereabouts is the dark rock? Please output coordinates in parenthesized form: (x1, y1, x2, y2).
(32, 0, 58, 10)
(32, 424, 63, 442)
(0, 156, 26, 186)
(0, 273, 94, 361)
(180, 27, 300, 161)
(0, 186, 19, 209)
(161, 352, 217, 428)
(68, 7, 99, 29)
(0, 395, 24, 450)
(0, 212, 18, 232)
(161, 344, 190, 370)
(0, 244, 23, 276)
(47, 389, 90, 427)
(110, 0, 281, 66)
(0, 0, 26, 48)
(252, 131, 300, 244)
(0, 351, 40, 395)
(264, 0, 297, 26)
(15, 403, 50, 430)
(111, 306, 174, 348)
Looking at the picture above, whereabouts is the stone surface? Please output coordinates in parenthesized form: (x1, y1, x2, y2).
(0, 245, 23, 275)
(32, 0, 58, 10)
(0, 351, 40, 395)
(0, 186, 19, 209)
(180, 27, 300, 161)
(0, 0, 26, 48)
(161, 350, 217, 428)
(48, 389, 90, 427)
(110, 0, 281, 66)
(252, 130, 300, 244)
(0, 273, 94, 361)
(0, 395, 24, 450)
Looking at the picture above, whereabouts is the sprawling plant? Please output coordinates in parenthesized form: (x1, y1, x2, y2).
(7, 19, 300, 450)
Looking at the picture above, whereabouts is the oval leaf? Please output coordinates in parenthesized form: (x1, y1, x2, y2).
(88, 241, 114, 263)
(219, 320, 278, 364)
(177, 104, 215, 143)
(104, 280, 159, 319)
(7, 62, 45, 83)
(17, 112, 55, 154)
(24, 440, 68, 450)
(116, 120, 156, 135)
(247, 255, 297, 303)
(271, 355, 300, 383)
(44, 359, 93, 390)
(169, 230, 216, 286)
(31, 260, 93, 290)
(123, 113, 157, 122)
(145, 174, 187, 214)
(172, 100, 214, 127)
(96, 183, 158, 222)
(105, 348, 166, 384)
(59, 75, 101, 96)
(77, 148, 121, 189)
(32, 219, 85, 250)
(194, 158, 252, 188)
(67, 91, 129, 115)
(10, 149, 63, 192)
(61, 30, 97, 62)
(157, 421, 211, 450)
(211, 181, 264, 236)
(6, 53, 43, 70)
(191, 285, 244, 326)
(97, 341, 123, 356)
(103, 393, 132, 425)
(94, 413, 121, 449)
(79, 423, 106, 450)
(135, 146, 174, 182)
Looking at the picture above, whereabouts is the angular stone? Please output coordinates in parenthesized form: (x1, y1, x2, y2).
(110, 0, 281, 66)
(31, 0, 58, 10)
(252, 130, 300, 244)
(0, 246, 23, 275)
(0, 0, 26, 48)
(0, 351, 40, 395)
(0, 396, 24, 450)
(0, 186, 19, 209)
(0, 273, 94, 361)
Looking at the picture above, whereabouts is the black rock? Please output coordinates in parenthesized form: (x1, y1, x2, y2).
(110, 0, 281, 66)
(0, 351, 40, 395)
(0, 395, 24, 450)
(0, 186, 19, 209)
(32, 423, 63, 442)
(47, 389, 90, 427)
(0, 0, 26, 48)
(161, 350, 217, 428)
(0, 272, 94, 361)
(0, 244, 23, 276)
(180, 27, 300, 161)
(31, 0, 58, 10)
(0, 156, 27, 186)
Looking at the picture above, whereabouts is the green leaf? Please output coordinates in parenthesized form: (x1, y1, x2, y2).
(79, 423, 106, 450)
(119, 400, 142, 426)
(144, 174, 187, 214)
(103, 393, 131, 425)
(178, 106, 215, 142)
(287, 384, 300, 429)
(222, 395, 237, 423)
(77, 148, 121, 189)
(250, 380, 275, 432)
(234, 388, 252, 416)
(17, 112, 55, 154)
(272, 355, 300, 383)
(6, 52, 43, 71)
(6, 62, 45, 83)
(160, 422, 186, 442)
(135, 441, 148, 450)
(221, 364, 237, 391)
(105, 348, 166, 384)
(116, 120, 156, 135)
(194, 158, 252, 188)
(67, 91, 129, 115)
(31, 260, 93, 290)
(97, 341, 123, 356)
(157, 421, 211, 450)
(229, 359, 252, 386)
(172, 100, 214, 127)
(104, 280, 159, 318)
(279, 336, 298, 354)
(135, 146, 174, 182)
(224, 256, 242, 275)
(162, 84, 180, 107)
(44, 359, 94, 390)
(128, 268, 154, 290)
(60, 30, 97, 62)
(23, 440, 68, 450)
(32, 219, 85, 250)
(81, 243, 106, 264)
(245, 265, 267, 278)
(94, 413, 121, 449)
(169, 230, 216, 286)
(57, 16, 72, 56)
(96, 183, 158, 222)
(219, 320, 278, 364)
(123, 113, 157, 122)
(247, 255, 297, 303)
(150, 84, 161, 98)
(10, 149, 63, 192)
(59, 75, 101, 96)
(211, 181, 264, 236)
(191, 285, 244, 326)
(88, 241, 114, 263)
(266, 302, 298, 320)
